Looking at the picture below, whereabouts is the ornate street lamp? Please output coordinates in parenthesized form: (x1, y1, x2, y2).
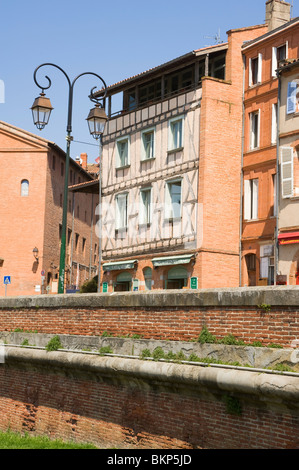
(31, 63, 107, 294)
(31, 92, 53, 130)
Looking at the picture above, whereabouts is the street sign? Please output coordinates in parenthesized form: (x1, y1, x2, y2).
(102, 282, 108, 293)
(41, 270, 45, 276)
(3, 276, 11, 285)
(190, 277, 198, 289)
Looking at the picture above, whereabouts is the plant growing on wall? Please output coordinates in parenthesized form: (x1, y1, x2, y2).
(45, 335, 63, 352)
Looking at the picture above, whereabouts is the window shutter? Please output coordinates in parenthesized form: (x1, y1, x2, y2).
(272, 47, 277, 77)
(281, 147, 293, 198)
(244, 179, 251, 220)
(252, 179, 259, 219)
(249, 58, 252, 87)
(271, 103, 277, 143)
(258, 53, 262, 83)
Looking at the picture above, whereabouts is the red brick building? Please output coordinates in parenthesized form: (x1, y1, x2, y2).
(0, 121, 98, 296)
(241, 0, 299, 286)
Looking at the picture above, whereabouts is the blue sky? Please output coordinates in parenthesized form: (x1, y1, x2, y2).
(1, 0, 298, 164)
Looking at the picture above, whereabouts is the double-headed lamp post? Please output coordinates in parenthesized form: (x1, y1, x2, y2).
(31, 63, 108, 294)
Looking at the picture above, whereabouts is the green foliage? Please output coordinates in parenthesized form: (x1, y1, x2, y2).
(198, 326, 216, 344)
(79, 276, 98, 293)
(219, 334, 245, 346)
(224, 395, 242, 416)
(0, 430, 97, 449)
(45, 335, 63, 352)
(141, 348, 151, 359)
(99, 346, 113, 356)
(101, 330, 114, 337)
(258, 303, 271, 312)
(21, 339, 29, 346)
(267, 343, 283, 349)
(250, 341, 263, 347)
(272, 363, 294, 372)
(152, 347, 165, 361)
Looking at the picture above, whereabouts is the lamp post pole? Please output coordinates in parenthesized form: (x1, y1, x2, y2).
(32, 63, 107, 294)
(98, 136, 103, 293)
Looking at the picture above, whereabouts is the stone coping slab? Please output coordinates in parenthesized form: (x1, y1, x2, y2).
(1, 286, 299, 308)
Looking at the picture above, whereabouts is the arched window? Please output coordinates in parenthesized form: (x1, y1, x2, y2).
(21, 179, 29, 197)
(143, 267, 152, 290)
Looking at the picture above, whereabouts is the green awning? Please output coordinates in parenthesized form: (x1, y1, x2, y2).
(152, 254, 194, 267)
(103, 260, 137, 271)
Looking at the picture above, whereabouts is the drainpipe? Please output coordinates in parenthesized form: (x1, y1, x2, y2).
(275, 70, 281, 285)
(239, 55, 246, 287)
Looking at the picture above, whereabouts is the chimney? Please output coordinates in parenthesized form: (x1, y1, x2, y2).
(80, 153, 88, 170)
(265, 0, 291, 31)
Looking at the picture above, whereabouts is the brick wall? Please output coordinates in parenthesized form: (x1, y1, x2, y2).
(0, 348, 298, 449)
(1, 287, 299, 347)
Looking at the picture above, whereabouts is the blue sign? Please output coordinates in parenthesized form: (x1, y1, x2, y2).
(4, 276, 11, 285)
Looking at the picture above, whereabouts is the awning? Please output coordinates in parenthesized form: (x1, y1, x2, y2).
(102, 260, 137, 271)
(152, 254, 194, 267)
(278, 232, 299, 245)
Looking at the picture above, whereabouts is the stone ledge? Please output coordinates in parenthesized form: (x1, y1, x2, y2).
(3, 346, 299, 407)
(0, 286, 299, 309)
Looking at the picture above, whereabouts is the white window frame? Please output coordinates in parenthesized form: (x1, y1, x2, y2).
(249, 53, 262, 86)
(281, 146, 293, 199)
(250, 110, 260, 150)
(244, 178, 259, 221)
(116, 135, 130, 168)
(272, 42, 288, 77)
(168, 115, 184, 151)
(115, 192, 128, 230)
(141, 127, 155, 161)
(271, 102, 278, 144)
(139, 187, 152, 225)
(165, 178, 182, 219)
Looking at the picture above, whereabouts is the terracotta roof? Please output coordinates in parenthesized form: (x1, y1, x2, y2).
(242, 17, 299, 50)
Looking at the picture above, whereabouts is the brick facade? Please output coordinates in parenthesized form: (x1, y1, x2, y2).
(0, 122, 97, 296)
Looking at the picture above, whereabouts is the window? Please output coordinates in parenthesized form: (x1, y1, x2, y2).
(139, 79, 161, 105)
(143, 267, 152, 291)
(271, 173, 277, 217)
(260, 244, 274, 285)
(168, 116, 184, 151)
(61, 162, 64, 177)
(250, 111, 260, 150)
(244, 179, 258, 220)
(52, 155, 56, 170)
(116, 193, 128, 229)
(116, 136, 130, 168)
(141, 128, 155, 160)
(75, 233, 79, 252)
(82, 238, 86, 253)
(20, 179, 29, 197)
(249, 54, 262, 86)
(140, 188, 152, 225)
(287, 81, 298, 114)
(272, 43, 288, 77)
(271, 103, 278, 144)
(165, 180, 182, 219)
(165, 66, 194, 97)
(281, 146, 293, 198)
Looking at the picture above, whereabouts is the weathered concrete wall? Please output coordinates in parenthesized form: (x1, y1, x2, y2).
(0, 346, 299, 449)
(2, 332, 299, 372)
